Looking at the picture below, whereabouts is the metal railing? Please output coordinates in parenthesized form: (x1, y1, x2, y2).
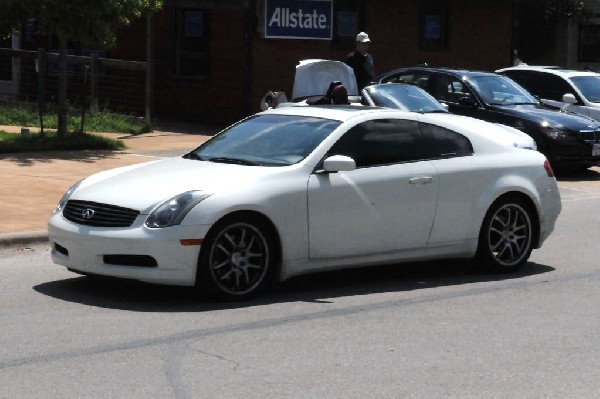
(0, 48, 151, 126)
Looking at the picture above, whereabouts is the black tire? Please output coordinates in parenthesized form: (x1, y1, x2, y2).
(196, 215, 277, 300)
(475, 196, 535, 273)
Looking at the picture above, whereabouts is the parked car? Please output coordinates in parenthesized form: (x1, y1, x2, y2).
(260, 59, 361, 109)
(496, 66, 600, 121)
(49, 106, 561, 300)
(376, 66, 600, 169)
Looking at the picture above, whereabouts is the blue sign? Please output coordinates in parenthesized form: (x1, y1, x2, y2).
(265, 0, 332, 40)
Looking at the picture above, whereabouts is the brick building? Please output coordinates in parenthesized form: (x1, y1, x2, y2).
(2, 0, 522, 126)
(104, 0, 518, 126)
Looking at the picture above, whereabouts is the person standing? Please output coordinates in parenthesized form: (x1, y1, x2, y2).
(344, 32, 375, 90)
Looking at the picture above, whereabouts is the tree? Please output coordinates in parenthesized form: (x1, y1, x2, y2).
(544, 0, 593, 24)
(1, 0, 162, 135)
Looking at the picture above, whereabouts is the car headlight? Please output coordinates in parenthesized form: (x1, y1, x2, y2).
(145, 191, 212, 228)
(540, 121, 568, 139)
(53, 180, 83, 214)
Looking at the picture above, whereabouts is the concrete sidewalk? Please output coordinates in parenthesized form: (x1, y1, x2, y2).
(0, 124, 218, 246)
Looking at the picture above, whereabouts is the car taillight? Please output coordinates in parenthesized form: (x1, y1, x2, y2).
(544, 159, 555, 177)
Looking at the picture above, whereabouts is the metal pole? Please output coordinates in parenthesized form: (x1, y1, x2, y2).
(36, 48, 45, 136)
(90, 52, 98, 113)
(145, 12, 154, 128)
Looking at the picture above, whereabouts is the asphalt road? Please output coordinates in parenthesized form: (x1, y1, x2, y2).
(1, 177, 599, 398)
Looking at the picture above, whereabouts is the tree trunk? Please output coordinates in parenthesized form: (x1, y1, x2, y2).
(57, 36, 68, 135)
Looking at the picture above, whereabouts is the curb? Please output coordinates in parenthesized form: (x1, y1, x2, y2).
(0, 231, 49, 247)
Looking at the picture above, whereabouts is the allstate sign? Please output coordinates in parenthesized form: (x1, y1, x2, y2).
(264, 0, 332, 40)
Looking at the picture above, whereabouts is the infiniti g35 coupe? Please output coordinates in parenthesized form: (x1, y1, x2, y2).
(49, 106, 561, 300)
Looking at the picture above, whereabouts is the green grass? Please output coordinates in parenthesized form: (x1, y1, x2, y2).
(0, 102, 151, 135)
(0, 130, 125, 153)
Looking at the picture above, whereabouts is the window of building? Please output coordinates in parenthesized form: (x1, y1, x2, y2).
(579, 23, 600, 62)
(173, 9, 211, 78)
(332, 0, 364, 50)
(419, 1, 449, 51)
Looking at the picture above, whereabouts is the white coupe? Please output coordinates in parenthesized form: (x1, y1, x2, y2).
(49, 106, 561, 299)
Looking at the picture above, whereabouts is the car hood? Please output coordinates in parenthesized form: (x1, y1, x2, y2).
(72, 157, 291, 213)
(490, 103, 599, 128)
(292, 59, 359, 101)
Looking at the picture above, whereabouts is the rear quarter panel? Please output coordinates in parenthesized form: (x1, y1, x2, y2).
(427, 150, 553, 251)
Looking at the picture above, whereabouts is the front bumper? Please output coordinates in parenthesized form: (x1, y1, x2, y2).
(48, 213, 211, 286)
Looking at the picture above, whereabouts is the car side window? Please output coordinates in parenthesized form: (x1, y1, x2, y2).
(534, 72, 577, 102)
(382, 72, 432, 92)
(504, 71, 540, 95)
(431, 74, 473, 104)
(419, 123, 473, 158)
(328, 119, 432, 168)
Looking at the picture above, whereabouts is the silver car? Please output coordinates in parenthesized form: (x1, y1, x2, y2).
(497, 66, 600, 121)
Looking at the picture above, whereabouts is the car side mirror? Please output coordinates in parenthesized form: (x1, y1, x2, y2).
(322, 155, 356, 172)
(562, 93, 577, 104)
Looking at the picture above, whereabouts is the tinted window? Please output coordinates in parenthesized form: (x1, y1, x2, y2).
(420, 123, 473, 158)
(534, 73, 576, 101)
(501, 71, 541, 96)
(328, 119, 431, 167)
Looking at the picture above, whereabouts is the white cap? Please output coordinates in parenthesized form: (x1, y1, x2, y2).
(356, 32, 371, 43)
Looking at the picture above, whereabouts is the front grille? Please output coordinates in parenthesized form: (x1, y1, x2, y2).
(63, 200, 140, 227)
(579, 130, 600, 143)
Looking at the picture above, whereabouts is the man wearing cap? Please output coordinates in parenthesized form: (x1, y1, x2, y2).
(344, 32, 375, 90)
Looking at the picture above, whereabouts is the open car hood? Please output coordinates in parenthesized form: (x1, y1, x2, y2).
(292, 59, 359, 101)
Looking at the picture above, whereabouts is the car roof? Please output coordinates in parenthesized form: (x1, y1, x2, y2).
(259, 103, 537, 151)
(379, 66, 499, 80)
(259, 104, 412, 122)
(497, 65, 600, 78)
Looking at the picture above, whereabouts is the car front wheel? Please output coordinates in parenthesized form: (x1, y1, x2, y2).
(475, 196, 535, 272)
(196, 215, 276, 300)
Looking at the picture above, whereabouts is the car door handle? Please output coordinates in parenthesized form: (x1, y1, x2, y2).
(409, 176, 433, 185)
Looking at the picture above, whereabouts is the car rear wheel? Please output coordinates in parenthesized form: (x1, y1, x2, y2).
(475, 196, 535, 272)
(196, 215, 276, 300)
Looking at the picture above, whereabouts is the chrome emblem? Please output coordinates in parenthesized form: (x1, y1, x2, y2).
(81, 208, 95, 220)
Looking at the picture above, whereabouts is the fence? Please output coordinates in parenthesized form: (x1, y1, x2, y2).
(0, 48, 151, 125)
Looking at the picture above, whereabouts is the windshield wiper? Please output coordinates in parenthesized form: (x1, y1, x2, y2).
(182, 152, 205, 160)
(208, 157, 260, 166)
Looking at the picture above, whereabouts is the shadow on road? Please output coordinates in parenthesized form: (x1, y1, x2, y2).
(0, 149, 124, 167)
(556, 166, 600, 182)
(33, 260, 555, 312)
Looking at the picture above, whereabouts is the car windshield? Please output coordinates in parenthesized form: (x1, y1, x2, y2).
(469, 75, 537, 105)
(364, 84, 448, 113)
(570, 76, 600, 103)
(186, 114, 341, 166)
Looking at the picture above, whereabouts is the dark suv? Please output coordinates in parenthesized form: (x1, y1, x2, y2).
(376, 67, 600, 169)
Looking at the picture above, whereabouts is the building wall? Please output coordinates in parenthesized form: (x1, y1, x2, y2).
(110, 0, 515, 125)
(152, 9, 248, 124)
(249, 0, 514, 117)
(555, 0, 600, 70)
